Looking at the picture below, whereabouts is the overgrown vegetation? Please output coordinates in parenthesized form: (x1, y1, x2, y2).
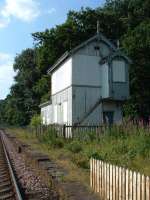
(0, 0, 150, 126)
(30, 114, 41, 128)
(8, 124, 150, 176)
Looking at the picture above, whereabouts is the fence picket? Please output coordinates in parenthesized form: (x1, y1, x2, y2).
(97, 160, 100, 193)
(106, 163, 109, 200)
(119, 167, 122, 200)
(133, 172, 137, 200)
(110, 164, 113, 200)
(112, 165, 116, 200)
(116, 166, 119, 200)
(126, 169, 129, 200)
(96, 159, 98, 193)
(90, 159, 93, 188)
(122, 168, 126, 200)
(137, 173, 141, 200)
(146, 176, 150, 200)
(141, 175, 145, 200)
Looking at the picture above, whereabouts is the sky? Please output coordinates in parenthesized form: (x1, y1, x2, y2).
(0, 0, 105, 99)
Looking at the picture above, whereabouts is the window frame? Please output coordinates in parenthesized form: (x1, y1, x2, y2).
(112, 59, 126, 83)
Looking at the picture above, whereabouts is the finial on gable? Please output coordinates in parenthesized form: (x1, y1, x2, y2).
(117, 40, 120, 49)
(97, 20, 100, 34)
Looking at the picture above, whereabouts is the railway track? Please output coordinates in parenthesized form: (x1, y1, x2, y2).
(0, 131, 23, 200)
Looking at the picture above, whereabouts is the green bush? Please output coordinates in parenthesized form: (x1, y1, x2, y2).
(137, 136, 150, 158)
(113, 142, 128, 154)
(86, 131, 97, 141)
(87, 150, 105, 161)
(67, 141, 82, 153)
(127, 149, 137, 160)
(47, 128, 57, 140)
(40, 127, 58, 144)
(72, 154, 89, 169)
(41, 128, 64, 148)
(51, 138, 64, 148)
(73, 129, 98, 142)
(30, 114, 41, 128)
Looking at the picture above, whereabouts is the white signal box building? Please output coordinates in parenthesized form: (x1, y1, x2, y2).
(40, 33, 130, 125)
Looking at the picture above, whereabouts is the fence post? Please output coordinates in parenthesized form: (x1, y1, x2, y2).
(35, 126, 37, 137)
(63, 124, 66, 138)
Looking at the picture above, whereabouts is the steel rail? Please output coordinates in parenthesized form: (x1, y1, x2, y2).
(0, 133, 23, 200)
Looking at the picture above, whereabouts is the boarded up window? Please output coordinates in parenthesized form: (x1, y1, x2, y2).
(63, 101, 68, 123)
(54, 105, 57, 123)
(112, 60, 125, 82)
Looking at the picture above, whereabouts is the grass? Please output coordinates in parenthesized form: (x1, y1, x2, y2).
(6, 123, 150, 182)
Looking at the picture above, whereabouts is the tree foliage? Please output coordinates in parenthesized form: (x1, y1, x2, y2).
(0, 0, 150, 125)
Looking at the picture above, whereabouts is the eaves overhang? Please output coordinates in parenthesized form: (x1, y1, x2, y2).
(39, 100, 52, 108)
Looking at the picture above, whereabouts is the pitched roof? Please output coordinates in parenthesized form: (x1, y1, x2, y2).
(39, 100, 52, 108)
(47, 33, 117, 74)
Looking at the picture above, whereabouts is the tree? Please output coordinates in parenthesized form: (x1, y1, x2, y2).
(122, 20, 150, 120)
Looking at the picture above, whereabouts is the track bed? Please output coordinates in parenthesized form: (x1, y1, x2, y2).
(0, 132, 22, 200)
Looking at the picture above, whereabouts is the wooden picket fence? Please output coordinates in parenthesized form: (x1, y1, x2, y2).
(90, 158, 150, 200)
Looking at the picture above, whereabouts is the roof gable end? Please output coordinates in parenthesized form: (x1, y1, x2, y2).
(47, 33, 117, 74)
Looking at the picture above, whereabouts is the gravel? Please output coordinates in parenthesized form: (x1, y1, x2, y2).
(2, 133, 58, 200)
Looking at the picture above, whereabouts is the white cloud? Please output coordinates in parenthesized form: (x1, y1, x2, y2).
(0, 52, 12, 63)
(0, 17, 10, 28)
(47, 8, 56, 15)
(0, 0, 40, 28)
(0, 53, 15, 99)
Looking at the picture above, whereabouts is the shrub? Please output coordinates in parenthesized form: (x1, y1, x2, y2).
(40, 127, 58, 144)
(30, 114, 41, 128)
(87, 150, 105, 161)
(51, 138, 64, 148)
(41, 128, 64, 148)
(126, 149, 137, 159)
(74, 129, 98, 142)
(86, 131, 97, 141)
(137, 136, 150, 158)
(67, 141, 82, 153)
(72, 154, 89, 169)
(113, 142, 128, 154)
(47, 128, 57, 140)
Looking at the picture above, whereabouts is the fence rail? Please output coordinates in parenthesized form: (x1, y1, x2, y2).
(90, 158, 150, 200)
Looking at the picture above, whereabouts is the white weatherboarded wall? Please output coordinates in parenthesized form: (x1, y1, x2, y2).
(52, 87, 72, 124)
(41, 105, 53, 125)
(63, 101, 68, 123)
(52, 58, 72, 95)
